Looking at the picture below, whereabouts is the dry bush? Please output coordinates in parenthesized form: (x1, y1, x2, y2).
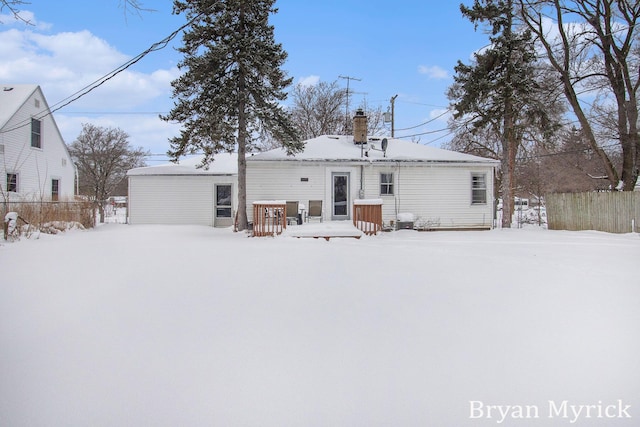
(2, 198, 95, 238)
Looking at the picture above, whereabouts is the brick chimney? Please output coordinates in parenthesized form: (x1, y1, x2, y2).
(353, 108, 367, 144)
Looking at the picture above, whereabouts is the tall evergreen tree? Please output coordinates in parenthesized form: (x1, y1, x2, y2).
(161, 0, 302, 231)
(449, 0, 558, 227)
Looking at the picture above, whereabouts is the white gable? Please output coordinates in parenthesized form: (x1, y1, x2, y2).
(0, 84, 39, 128)
(0, 84, 75, 201)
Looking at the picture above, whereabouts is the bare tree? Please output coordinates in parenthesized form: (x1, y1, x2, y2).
(290, 80, 346, 140)
(1, 1, 152, 24)
(355, 103, 387, 137)
(517, 126, 612, 202)
(68, 123, 148, 223)
(289, 79, 389, 142)
(518, 0, 640, 191)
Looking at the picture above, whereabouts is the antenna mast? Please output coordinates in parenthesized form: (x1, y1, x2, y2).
(338, 75, 362, 134)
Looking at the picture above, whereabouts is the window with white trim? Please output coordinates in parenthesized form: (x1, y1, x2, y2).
(380, 172, 394, 195)
(7, 173, 18, 192)
(31, 118, 42, 148)
(471, 173, 487, 204)
(52, 179, 60, 201)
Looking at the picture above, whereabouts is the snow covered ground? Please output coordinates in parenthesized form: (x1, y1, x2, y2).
(1, 224, 638, 426)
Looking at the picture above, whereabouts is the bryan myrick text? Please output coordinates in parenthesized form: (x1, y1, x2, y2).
(469, 400, 632, 424)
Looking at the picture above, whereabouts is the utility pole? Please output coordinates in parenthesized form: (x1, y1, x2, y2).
(390, 94, 398, 137)
(338, 75, 361, 134)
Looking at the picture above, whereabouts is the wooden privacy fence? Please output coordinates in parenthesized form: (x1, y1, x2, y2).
(546, 192, 640, 233)
(252, 201, 286, 237)
(353, 199, 383, 236)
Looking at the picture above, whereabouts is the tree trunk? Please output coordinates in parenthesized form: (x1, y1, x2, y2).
(501, 92, 517, 228)
(501, 154, 515, 228)
(621, 101, 638, 190)
(98, 202, 105, 224)
(235, 8, 248, 232)
(236, 146, 248, 231)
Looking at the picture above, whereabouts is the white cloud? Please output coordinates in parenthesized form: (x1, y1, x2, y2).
(56, 113, 181, 161)
(297, 75, 320, 87)
(0, 10, 52, 30)
(0, 16, 183, 156)
(0, 27, 177, 109)
(417, 65, 448, 80)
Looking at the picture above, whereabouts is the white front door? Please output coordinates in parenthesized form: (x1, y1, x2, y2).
(332, 172, 350, 220)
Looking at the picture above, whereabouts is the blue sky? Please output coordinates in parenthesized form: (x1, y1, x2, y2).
(0, 1, 490, 161)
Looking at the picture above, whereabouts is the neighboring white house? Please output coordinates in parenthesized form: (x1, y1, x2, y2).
(127, 153, 238, 227)
(0, 84, 75, 202)
(246, 135, 499, 230)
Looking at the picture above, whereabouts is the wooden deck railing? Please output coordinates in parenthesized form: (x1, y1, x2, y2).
(353, 199, 383, 236)
(252, 201, 286, 237)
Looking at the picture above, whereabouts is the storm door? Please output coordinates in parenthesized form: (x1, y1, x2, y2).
(214, 184, 232, 227)
(331, 172, 350, 220)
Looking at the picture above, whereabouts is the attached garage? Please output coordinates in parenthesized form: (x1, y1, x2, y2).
(127, 154, 238, 227)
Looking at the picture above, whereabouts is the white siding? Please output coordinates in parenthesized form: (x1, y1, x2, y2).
(128, 175, 237, 227)
(247, 160, 495, 229)
(361, 163, 495, 229)
(246, 162, 326, 221)
(0, 87, 75, 201)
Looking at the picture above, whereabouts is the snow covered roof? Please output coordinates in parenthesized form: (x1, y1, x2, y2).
(0, 84, 39, 129)
(248, 135, 500, 165)
(127, 153, 238, 176)
(128, 135, 498, 177)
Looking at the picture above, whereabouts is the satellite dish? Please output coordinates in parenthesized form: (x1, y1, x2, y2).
(381, 138, 388, 152)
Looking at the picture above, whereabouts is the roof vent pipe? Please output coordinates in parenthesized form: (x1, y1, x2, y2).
(353, 108, 367, 145)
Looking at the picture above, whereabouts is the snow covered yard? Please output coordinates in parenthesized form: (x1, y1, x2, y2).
(1, 225, 638, 426)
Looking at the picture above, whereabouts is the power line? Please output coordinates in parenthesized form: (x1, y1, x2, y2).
(1, 8, 205, 135)
(394, 109, 450, 132)
(397, 126, 452, 140)
(61, 111, 167, 115)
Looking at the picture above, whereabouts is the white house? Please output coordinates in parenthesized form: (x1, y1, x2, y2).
(127, 113, 499, 230)
(0, 84, 75, 202)
(246, 136, 499, 230)
(127, 153, 238, 227)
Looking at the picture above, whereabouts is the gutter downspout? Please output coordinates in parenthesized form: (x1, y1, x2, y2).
(359, 164, 364, 199)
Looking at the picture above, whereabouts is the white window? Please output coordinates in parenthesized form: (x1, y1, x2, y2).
(380, 173, 394, 195)
(52, 179, 60, 201)
(471, 173, 487, 204)
(7, 173, 18, 192)
(31, 118, 42, 148)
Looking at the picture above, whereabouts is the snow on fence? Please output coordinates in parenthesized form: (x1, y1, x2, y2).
(546, 191, 640, 233)
(252, 201, 286, 237)
(353, 199, 383, 236)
